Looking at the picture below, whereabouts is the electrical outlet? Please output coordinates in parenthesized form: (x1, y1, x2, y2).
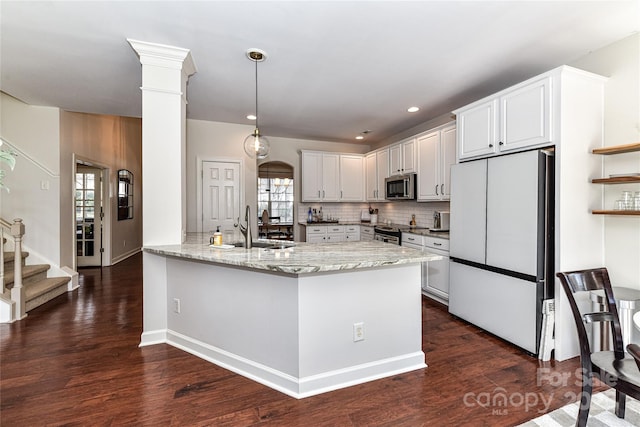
(173, 298, 181, 314)
(353, 322, 364, 342)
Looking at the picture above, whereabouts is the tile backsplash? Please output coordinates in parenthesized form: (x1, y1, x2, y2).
(298, 200, 450, 228)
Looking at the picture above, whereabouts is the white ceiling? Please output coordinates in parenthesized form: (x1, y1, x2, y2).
(1, 1, 638, 145)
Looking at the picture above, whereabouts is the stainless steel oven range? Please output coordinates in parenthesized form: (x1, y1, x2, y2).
(373, 226, 401, 245)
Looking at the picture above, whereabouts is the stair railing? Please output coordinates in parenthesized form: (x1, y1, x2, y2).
(1, 217, 26, 320)
(0, 217, 10, 294)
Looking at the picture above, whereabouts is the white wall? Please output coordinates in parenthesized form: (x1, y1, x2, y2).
(371, 112, 456, 150)
(60, 111, 142, 268)
(1, 95, 143, 270)
(0, 92, 62, 267)
(186, 118, 371, 239)
(186, 119, 256, 235)
(570, 33, 640, 289)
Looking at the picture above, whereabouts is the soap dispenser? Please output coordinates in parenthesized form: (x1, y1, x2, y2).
(213, 226, 223, 246)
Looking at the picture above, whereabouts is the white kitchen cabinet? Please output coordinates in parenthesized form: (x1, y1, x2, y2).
(339, 154, 365, 201)
(305, 224, 357, 243)
(326, 225, 346, 243)
(456, 76, 552, 160)
(423, 236, 449, 304)
(416, 123, 456, 201)
(365, 148, 389, 201)
(360, 225, 374, 241)
(302, 151, 323, 201)
(389, 138, 416, 175)
(302, 151, 364, 202)
(306, 233, 326, 243)
(344, 225, 361, 241)
(302, 151, 339, 201)
(402, 232, 450, 305)
(306, 225, 328, 243)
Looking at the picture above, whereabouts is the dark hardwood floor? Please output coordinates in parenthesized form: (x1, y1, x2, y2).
(1, 253, 595, 426)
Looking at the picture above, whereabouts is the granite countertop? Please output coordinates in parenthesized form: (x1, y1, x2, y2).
(299, 221, 374, 227)
(299, 221, 449, 239)
(401, 228, 450, 239)
(143, 233, 441, 276)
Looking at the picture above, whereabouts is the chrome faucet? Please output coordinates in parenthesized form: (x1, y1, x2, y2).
(236, 205, 252, 249)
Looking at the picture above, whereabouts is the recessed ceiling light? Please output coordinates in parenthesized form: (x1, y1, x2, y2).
(407, 106, 420, 113)
(247, 114, 257, 120)
(355, 135, 364, 140)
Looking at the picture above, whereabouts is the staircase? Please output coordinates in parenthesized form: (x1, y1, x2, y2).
(4, 251, 70, 312)
(1, 218, 73, 322)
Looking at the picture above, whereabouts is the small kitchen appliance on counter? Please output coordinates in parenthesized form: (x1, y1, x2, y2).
(432, 211, 450, 231)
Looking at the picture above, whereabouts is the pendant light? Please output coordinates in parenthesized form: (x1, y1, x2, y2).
(244, 49, 270, 160)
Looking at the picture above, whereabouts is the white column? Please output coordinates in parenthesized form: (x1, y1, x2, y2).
(129, 40, 196, 345)
(128, 39, 197, 246)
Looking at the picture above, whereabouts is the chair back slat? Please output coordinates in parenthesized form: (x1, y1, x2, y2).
(583, 312, 617, 324)
(561, 269, 608, 293)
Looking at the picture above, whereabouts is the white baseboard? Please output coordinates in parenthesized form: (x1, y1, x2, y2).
(61, 266, 78, 291)
(165, 329, 426, 399)
(111, 248, 141, 266)
(139, 329, 167, 347)
(0, 294, 15, 323)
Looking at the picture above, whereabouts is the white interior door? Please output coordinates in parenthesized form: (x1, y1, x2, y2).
(76, 165, 102, 267)
(202, 161, 241, 235)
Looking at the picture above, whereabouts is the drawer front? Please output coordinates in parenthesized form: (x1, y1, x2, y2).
(327, 225, 345, 233)
(361, 226, 374, 236)
(345, 225, 359, 233)
(424, 236, 449, 251)
(402, 233, 424, 246)
(307, 226, 326, 234)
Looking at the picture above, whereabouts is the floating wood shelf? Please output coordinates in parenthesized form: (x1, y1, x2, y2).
(592, 176, 640, 184)
(592, 142, 640, 155)
(592, 210, 640, 216)
(591, 142, 640, 215)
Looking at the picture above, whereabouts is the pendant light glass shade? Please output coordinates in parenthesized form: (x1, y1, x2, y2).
(243, 128, 270, 160)
(244, 49, 270, 159)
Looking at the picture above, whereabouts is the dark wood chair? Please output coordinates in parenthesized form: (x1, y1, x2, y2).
(557, 268, 640, 427)
(628, 344, 640, 370)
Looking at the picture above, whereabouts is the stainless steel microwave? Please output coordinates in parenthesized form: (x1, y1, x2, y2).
(385, 173, 416, 200)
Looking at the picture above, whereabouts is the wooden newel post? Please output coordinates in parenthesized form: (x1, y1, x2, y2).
(11, 218, 26, 320)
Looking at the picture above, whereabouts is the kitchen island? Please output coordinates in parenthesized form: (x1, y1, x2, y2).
(142, 234, 440, 398)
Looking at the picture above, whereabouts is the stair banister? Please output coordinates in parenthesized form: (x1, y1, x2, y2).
(10, 218, 26, 319)
(0, 217, 11, 294)
(1, 225, 5, 294)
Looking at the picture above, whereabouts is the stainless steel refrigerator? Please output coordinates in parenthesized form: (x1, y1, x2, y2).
(448, 149, 554, 355)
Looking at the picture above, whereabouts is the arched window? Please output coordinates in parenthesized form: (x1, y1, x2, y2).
(258, 161, 294, 223)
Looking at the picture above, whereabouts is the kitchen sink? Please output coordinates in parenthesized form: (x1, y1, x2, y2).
(233, 241, 295, 249)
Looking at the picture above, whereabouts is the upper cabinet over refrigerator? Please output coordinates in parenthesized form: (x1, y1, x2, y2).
(455, 76, 552, 161)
